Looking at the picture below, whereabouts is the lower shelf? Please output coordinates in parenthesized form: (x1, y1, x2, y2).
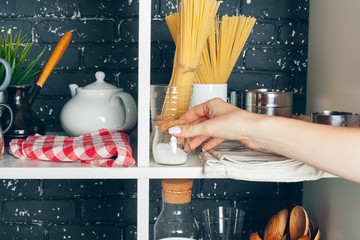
(0, 150, 205, 179)
(0, 149, 336, 180)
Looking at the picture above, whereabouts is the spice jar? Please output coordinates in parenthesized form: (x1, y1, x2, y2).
(152, 116, 190, 165)
(154, 179, 199, 240)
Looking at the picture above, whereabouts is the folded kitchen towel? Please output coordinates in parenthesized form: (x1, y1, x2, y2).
(199, 142, 324, 182)
(9, 128, 135, 168)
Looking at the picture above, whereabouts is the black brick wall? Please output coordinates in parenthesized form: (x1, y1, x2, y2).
(0, 0, 308, 239)
(0, 179, 302, 239)
(0, 179, 137, 240)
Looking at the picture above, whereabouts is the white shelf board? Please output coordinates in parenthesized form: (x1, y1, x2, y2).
(0, 150, 206, 179)
(0, 150, 337, 180)
(148, 151, 206, 179)
(0, 151, 139, 179)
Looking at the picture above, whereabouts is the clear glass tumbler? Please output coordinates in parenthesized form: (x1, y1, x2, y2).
(150, 85, 192, 165)
(203, 206, 246, 240)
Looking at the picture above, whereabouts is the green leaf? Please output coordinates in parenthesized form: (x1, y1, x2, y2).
(0, 29, 45, 86)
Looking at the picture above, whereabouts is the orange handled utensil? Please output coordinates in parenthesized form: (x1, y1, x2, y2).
(29, 31, 72, 105)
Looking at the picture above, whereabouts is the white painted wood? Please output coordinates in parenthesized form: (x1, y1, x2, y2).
(0, 152, 206, 179)
(0, 150, 336, 180)
(137, 0, 151, 168)
(137, 178, 150, 240)
(0, 151, 205, 179)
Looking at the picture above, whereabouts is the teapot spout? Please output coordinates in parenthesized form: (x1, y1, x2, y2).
(69, 84, 78, 97)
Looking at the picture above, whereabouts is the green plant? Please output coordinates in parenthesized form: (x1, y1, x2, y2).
(0, 29, 45, 86)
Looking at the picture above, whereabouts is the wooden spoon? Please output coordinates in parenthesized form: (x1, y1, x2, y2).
(289, 206, 309, 240)
(250, 232, 262, 240)
(308, 218, 314, 239)
(264, 208, 288, 240)
(28, 31, 72, 105)
(313, 228, 321, 240)
(297, 236, 310, 240)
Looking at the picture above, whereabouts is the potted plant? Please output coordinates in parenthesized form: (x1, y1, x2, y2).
(0, 29, 46, 142)
(0, 30, 45, 86)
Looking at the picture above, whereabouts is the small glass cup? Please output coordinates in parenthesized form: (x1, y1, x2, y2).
(150, 84, 193, 121)
(203, 206, 246, 240)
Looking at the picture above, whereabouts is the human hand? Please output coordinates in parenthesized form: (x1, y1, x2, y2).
(169, 99, 360, 183)
(168, 98, 265, 151)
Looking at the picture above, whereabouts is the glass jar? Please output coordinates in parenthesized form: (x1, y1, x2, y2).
(150, 85, 193, 120)
(150, 85, 192, 165)
(152, 117, 190, 165)
(154, 179, 199, 240)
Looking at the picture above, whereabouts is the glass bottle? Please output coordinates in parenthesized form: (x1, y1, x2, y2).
(154, 179, 199, 240)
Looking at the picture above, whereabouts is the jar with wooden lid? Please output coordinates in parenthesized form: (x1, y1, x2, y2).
(154, 179, 199, 240)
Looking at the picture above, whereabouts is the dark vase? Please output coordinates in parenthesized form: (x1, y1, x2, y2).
(1, 85, 46, 144)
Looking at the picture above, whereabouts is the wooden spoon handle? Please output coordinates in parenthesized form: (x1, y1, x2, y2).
(36, 31, 72, 87)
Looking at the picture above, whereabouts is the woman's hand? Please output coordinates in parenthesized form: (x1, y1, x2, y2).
(169, 98, 360, 183)
(169, 98, 267, 151)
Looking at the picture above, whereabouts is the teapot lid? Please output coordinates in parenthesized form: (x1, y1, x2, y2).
(83, 71, 118, 90)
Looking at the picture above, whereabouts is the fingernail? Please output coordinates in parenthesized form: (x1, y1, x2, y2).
(168, 126, 181, 135)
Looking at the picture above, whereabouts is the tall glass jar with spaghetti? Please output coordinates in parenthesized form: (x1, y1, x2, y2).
(154, 179, 199, 240)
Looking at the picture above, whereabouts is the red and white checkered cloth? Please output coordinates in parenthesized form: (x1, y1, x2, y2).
(8, 129, 135, 167)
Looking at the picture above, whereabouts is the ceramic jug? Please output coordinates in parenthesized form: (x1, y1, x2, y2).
(0, 103, 14, 142)
(0, 58, 14, 134)
(60, 71, 137, 136)
(0, 58, 12, 107)
(0, 58, 15, 150)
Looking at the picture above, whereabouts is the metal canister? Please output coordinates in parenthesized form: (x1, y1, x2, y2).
(311, 111, 360, 127)
(244, 89, 293, 117)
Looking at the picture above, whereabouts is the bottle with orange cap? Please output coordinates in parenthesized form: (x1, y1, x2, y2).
(154, 179, 199, 240)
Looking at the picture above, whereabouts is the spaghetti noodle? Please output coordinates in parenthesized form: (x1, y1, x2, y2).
(166, 13, 256, 85)
(161, 0, 221, 117)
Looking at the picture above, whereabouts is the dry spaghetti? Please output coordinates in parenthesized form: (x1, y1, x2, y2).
(161, 0, 221, 117)
(166, 13, 256, 85)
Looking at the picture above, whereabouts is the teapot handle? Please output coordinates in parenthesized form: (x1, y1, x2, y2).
(111, 92, 138, 131)
(0, 103, 14, 134)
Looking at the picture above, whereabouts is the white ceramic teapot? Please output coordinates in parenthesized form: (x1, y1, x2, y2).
(60, 71, 137, 136)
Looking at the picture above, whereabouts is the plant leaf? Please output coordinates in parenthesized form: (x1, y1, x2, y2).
(0, 29, 45, 86)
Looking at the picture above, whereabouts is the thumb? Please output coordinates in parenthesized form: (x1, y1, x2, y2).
(168, 123, 205, 138)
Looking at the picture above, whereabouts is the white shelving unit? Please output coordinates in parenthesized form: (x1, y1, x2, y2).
(0, 1, 338, 238)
